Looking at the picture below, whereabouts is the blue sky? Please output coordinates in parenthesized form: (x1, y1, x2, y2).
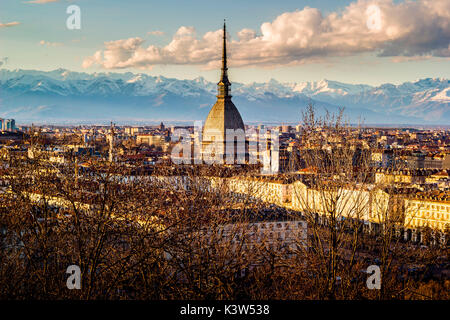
(1, 0, 449, 85)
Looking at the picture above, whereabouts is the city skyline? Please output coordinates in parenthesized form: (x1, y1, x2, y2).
(1, 0, 449, 86)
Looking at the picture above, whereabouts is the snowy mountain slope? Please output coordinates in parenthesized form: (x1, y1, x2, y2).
(0, 68, 448, 124)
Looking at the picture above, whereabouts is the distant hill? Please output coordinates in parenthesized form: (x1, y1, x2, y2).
(0, 68, 448, 124)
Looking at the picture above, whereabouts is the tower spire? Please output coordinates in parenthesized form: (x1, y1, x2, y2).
(218, 19, 231, 98)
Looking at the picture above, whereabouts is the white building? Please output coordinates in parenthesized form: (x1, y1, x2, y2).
(0, 118, 16, 132)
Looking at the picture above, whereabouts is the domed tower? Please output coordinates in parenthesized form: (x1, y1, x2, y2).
(202, 21, 245, 162)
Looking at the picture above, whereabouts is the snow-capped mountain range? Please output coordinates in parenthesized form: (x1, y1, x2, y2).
(0, 68, 448, 124)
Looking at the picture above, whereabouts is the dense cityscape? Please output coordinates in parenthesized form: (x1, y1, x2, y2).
(0, 0, 449, 307)
(1, 95, 449, 300)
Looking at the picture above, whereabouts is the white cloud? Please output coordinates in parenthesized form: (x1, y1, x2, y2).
(0, 57, 8, 67)
(147, 30, 165, 36)
(82, 0, 450, 70)
(39, 40, 63, 47)
(25, 0, 59, 3)
(0, 21, 20, 28)
(237, 29, 256, 42)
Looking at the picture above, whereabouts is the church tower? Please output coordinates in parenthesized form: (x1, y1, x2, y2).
(202, 21, 245, 162)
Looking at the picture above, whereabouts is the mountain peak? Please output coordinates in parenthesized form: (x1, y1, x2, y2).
(0, 68, 448, 124)
(268, 78, 280, 84)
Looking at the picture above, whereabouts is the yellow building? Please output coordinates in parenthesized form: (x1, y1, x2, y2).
(136, 134, 166, 146)
(290, 181, 391, 224)
(375, 170, 413, 184)
(225, 176, 291, 206)
(405, 192, 450, 232)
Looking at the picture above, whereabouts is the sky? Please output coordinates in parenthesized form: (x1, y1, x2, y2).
(0, 0, 449, 85)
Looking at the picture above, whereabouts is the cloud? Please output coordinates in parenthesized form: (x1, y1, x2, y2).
(25, 0, 59, 3)
(82, 27, 225, 69)
(0, 57, 8, 67)
(82, 0, 450, 70)
(390, 55, 433, 63)
(39, 40, 63, 47)
(237, 29, 256, 42)
(147, 30, 165, 36)
(0, 22, 20, 28)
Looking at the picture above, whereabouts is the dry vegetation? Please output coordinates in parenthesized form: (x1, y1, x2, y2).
(0, 106, 448, 300)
